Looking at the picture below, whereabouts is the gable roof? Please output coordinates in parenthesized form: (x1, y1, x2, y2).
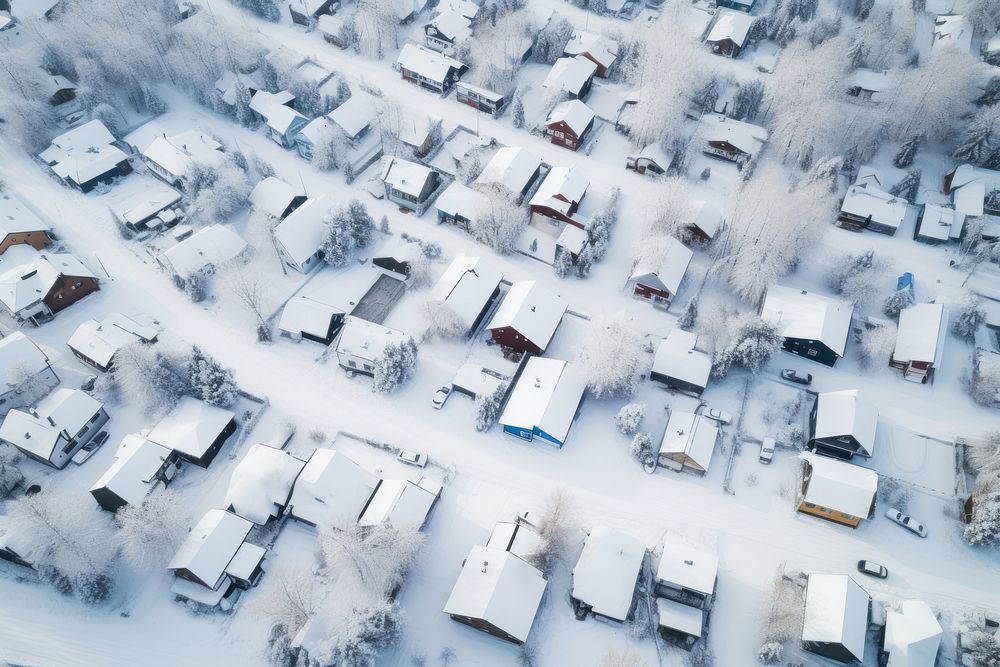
(658, 411, 719, 472)
(147, 396, 235, 461)
(168, 509, 253, 589)
(572, 526, 645, 621)
(249, 177, 304, 219)
(564, 31, 619, 70)
(288, 448, 379, 527)
(38, 120, 128, 185)
(655, 533, 718, 597)
(67, 312, 159, 369)
(948, 164, 1000, 217)
(543, 56, 597, 95)
(884, 600, 943, 667)
(500, 357, 586, 445)
(429, 254, 504, 330)
(841, 173, 908, 227)
(426, 9, 472, 42)
(328, 93, 376, 139)
(278, 295, 341, 339)
(917, 203, 963, 242)
(813, 390, 878, 456)
(436, 182, 489, 221)
(706, 10, 753, 47)
(893, 303, 945, 365)
(335, 316, 408, 363)
(358, 478, 440, 529)
(90, 435, 173, 507)
(250, 90, 307, 134)
(0, 388, 103, 461)
(802, 573, 870, 663)
(0, 191, 51, 237)
(760, 285, 854, 357)
(0, 249, 96, 314)
(141, 130, 224, 180)
(529, 166, 589, 217)
(0, 332, 50, 392)
(224, 444, 306, 525)
(273, 196, 330, 267)
(698, 114, 768, 156)
(546, 99, 595, 137)
(475, 147, 541, 196)
(397, 43, 465, 83)
(652, 329, 710, 390)
(800, 452, 878, 517)
(381, 156, 436, 198)
(487, 281, 568, 352)
(629, 237, 693, 296)
(160, 224, 247, 277)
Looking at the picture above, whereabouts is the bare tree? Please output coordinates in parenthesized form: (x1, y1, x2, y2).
(526, 490, 574, 575)
(225, 268, 272, 342)
(252, 567, 320, 637)
(114, 490, 190, 569)
(319, 523, 425, 600)
(577, 312, 647, 398)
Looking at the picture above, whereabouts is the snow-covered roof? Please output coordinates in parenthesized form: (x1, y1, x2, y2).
(443, 545, 547, 644)
(435, 182, 489, 221)
(500, 357, 586, 445)
(629, 237, 693, 296)
(698, 114, 768, 156)
(90, 435, 173, 507)
(655, 532, 718, 597)
(335, 316, 408, 363)
(841, 178, 908, 228)
(486, 521, 543, 561)
(381, 156, 436, 199)
(429, 254, 504, 331)
(426, 9, 472, 42)
(224, 444, 305, 525)
(278, 296, 342, 339)
(439, 0, 479, 19)
(250, 90, 306, 134)
(564, 31, 619, 70)
(558, 224, 589, 255)
(0, 191, 51, 237)
(893, 303, 945, 365)
(397, 43, 465, 84)
(546, 99, 595, 137)
(0, 249, 96, 314)
(543, 56, 597, 95)
(249, 177, 304, 219)
(529, 166, 589, 217)
(706, 10, 753, 47)
(572, 527, 645, 622)
(948, 164, 1000, 217)
(10, 0, 60, 20)
(652, 329, 710, 390)
(214, 70, 261, 106)
(0, 388, 103, 461)
(760, 285, 854, 357)
(656, 597, 704, 637)
(848, 68, 893, 93)
(658, 411, 719, 472)
(288, 448, 379, 528)
(814, 389, 878, 456)
(475, 147, 541, 196)
(147, 397, 235, 461)
(168, 509, 254, 589)
(487, 281, 567, 352)
(689, 200, 721, 239)
(917, 204, 963, 242)
(358, 478, 439, 529)
(160, 224, 247, 277)
(107, 179, 182, 227)
(884, 600, 943, 667)
(316, 12, 347, 38)
(451, 363, 506, 398)
(802, 573, 870, 663)
(141, 130, 223, 180)
(38, 120, 128, 185)
(328, 93, 376, 139)
(0, 332, 50, 392)
(630, 142, 675, 173)
(273, 196, 330, 267)
(933, 14, 972, 53)
(294, 60, 334, 87)
(67, 312, 159, 369)
(800, 452, 878, 518)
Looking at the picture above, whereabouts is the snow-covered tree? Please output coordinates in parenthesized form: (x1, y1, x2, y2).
(525, 490, 573, 575)
(893, 135, 922, 168)
(966, 0, 1000, 35)
(889, 169, 921, 202)
(953, 293, 987, 340)
(712, 315, 783, 378)
(955, 105, 1000, 165)
(883, 288, 915, 317)
(644, 178, 698, 241)
(587, 188, 620, 263)
(532, 15, 573, 64)
(319, 523, 424, 598)
(115, 490, 189, 569)
(858, 322, 897, 370)
(225, 269, 273, 342)
(185, 161, 252, 223)
(230, 0, 281, 21)
(252, 567, 319, 639)
(630, 432, 656, 468)
(845, 2, 914, 70)
(677, 297, 699, 330)
(511, 92, 525, 128)
(317, 601, 404, 667)
(421, 301, 468, 339)
(826, 249, 888, 306)
(188, 347, 238, 407)
(470, 184, 528, 254)
(577, 312, 647, 399)
(112, 344, 192, 417)
(972, 353, 1000, 406)
(312, 127, 351, 171)
(963, 629, 1000, 666)
(730, 79, 765, 122)
(345, 199, 375, 248)
(0, 443, 25, 499)
(615, 403, 646, 436)
(321, 217, 355, 268)
(475, 384, 507, 432)
(964, 491, 1000, 547)
(757, 641, 784, 665)
(372, 338, 418, 393)
(461, 10, 536, 93)
(353, 0, 400, 59)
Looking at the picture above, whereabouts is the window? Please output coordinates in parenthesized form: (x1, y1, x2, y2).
(89, 412, 101, 424)
(807, 349, 817, 357)
(348, 361, 357, 368)
(363, 364, 373, 372)
(553, 131, 564, 139)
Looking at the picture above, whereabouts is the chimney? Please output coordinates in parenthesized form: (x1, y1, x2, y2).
(24, 432, 31, 440)
(684, 559, 694, 566)
(47, 416, 56, 427)
(481, 561, 489, 573)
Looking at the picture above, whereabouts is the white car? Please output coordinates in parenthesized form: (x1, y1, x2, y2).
(397, 450, 428, 468)
(703, 408, 733, 425)
(758, 437, 775, 464)
(431, 385, 451, 409)
(885, 508, 927, 537)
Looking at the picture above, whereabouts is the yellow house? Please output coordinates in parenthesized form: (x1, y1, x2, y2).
(798, 452, 878, 528)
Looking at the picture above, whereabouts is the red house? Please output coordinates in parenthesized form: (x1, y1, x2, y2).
(486, 280, 568, 355)
(563, 31, 619, 78)
(529, 166, 589, 228)
(627, 237, 693, 306)
(544, 100, 595, 152)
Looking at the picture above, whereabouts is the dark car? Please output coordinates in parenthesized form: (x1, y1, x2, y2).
(781, 369, 812, 385)
(857, 560, 888, 578)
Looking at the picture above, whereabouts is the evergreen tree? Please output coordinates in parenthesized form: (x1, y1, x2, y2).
(730, 80, 764, 121)
(346, 199, 375, 248)
(553, 248, 573, 278)
(883, 289, 915, 317)
(976, 77, 1000, 107)
(372, 338, 418, 393)
(188, 346, 238, 408)
(474, 384, 506, 432)
(893, 135, 921, 168)
(953, 294, 987, 340)
(510, 93, 525, 128)
(889, 168, 921, 202)
(321, 219, 354, 268)
(677, 297, 699, 330)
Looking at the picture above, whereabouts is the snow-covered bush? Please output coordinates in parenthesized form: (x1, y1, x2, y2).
(115, 490, 190, 569)
(474, 384, 507, 432)
(321, 199, 376, 267)
(372, 338, 418, 394)
(229, 0, 281, 21)
(969, 432, 1000, 480)
(757, 641, 783, 664)
(972, 354, 1000, 407)
(712, 315, 783, 379)
(826, 250, 887, 307)
(470, 184, 527, 254)
(893, 136, 922, 169)
(953, 294, 987, 340)
(858, 322, 897, 370)
(525, 490, 573, 575)
(0, 443, 25, 499)
(965, 491, 1000, 547)
(312, 127, 351, 172)
(320, 601, 403, 667)
(964, 629, 1000, 665)
(630, 432, 656, 468)
(677, 297, 698, 330)
(319, 523, 424, 598)
(883, 289, 915, 317)
(183, 271, 209, 302)
(577, 312, 647, 399)
(188, 347, 238, 408)
(587, 188, 620, 263)
(615, 404, 646, 436)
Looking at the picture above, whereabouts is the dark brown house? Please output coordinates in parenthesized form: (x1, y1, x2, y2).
(0, 252, 99, 324)
(544, 100, 595, 152)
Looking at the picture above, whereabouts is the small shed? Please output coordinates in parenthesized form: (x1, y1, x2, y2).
(627, 238, 693, 305)
(451, 363, 506, 399)
(651, 330, 711, 395)
(657, 411, 719, 476)
(571, 527, 646, 622)
(147, 397, 237, 468)
(657, 597, 705, 645)
(891, 303, 946, 384)
(801, 573, 871, 664)
(808, 389, 878, 460)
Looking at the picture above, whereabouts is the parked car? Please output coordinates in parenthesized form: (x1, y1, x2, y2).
(758, 437, 775, 464)
(397, 450, 428, 468)
(885, 508, 927, 537)
(431, 385, 451, 409)
(71, 431, 109, 465)
(781, 369, 812, 385)
(857, 560, 888, 578)
(703, 408, 733, 425)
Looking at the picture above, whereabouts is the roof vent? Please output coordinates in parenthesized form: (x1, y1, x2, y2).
(684, 559, 694, 566)
(24, 432, 31, 439)
(481, 561, 489, 573)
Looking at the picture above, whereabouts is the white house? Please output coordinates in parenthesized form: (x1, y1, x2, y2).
(891, 303, 946, 384)
(288, 448, 379, 528)
(158, 224, 248, 279)
(838, 168, 908, 235)
(358, 477, 441, 530)
(0, 388, 109, 469)
(381, 156, 440, 212)
(944, 163, 1000, 218)
(147, 396, 237, 468)
(333, 316, 409, 377)
(272, 196, 331, 274)
(250, 90, 309, 148)
(428, 254, 505, 335)
(224, 444, 306, 525)
(650, 330, 711, 396)
(883, 600, 943, 667)
(277, 295, 344, 346)
(802, 573, 871, 664)
(135, 130, 224, 187)
(474, 147, 542, 201)
(0, 332, 58, 412)
(657, 411, 719, 475)
(66, 312, 159, 372)
(500, 357, 586, 448)
(248, 176, 306, 221)
(38, 120, 131, 192)
(808, 389, 878, 459)
(627, 237, 693, 305)
(542, 55, 597, 99)
(655, 533, 718, 605)
(571, 527, 646, 622)
(89, 435, 178, 512)
(435, 181, 489, 229)
(798, 452, 878, 528)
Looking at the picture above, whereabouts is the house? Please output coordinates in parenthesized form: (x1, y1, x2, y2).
(451, 363, 507, 400)
(891, 303, 946, 384)
(224, 444, 306, 525)
(0, 332, 59, 412)
(698, 114, 768, 169)
(847, 68, 893, 100)
(571, 527, 645, 622)
(287, 448, 379, 527)
(293, 115, 335, 162)
(0, 248, 99, 324)
(248, 176, 306, 221)
(0, 388, 109, 469)
(397, 43, 467, 94)
(932, 14, 972, 55)
(914, 203, 963, 244)
(381, 156, 440, 212)
(0, 191, 51, 254)
(654, 533, 718, 606)
(89, 435, 179, 512)
(107, 179, 183, 233)
(627, 238, 693, 305)
(529, 166, 589, 227)
(158, 224, 248, 279)
(358, 477, 441, 530)
(435, 182, 489, 229)
(657, 597, 706, 648)
(705, 10, 753, 58)
(428, 254, 504, 335)
(516, 222, 589, 266)
(250, 90, 309, 148)
(213, 70, 261, 107)
(544, 99, 596, 151)
(38, 120, 131, 192)
(278, 295, 343, 345)
(716, 0, 754, 11)
(563, 31, 619, 77)
(760, 285, 854, 367)
(456, 82, 506, 115)
(327, 93, 378, 141)
(475, 147, 542, 201)
(443, 545, 547, 645)
(134, 130, 224, 188)
(625, 143, 674, 176)
(943, 164, 1000, 218)
(66, 312, 159, 372)
(657, 411, 719, 475)
(41, 72, 83, 124)
(147, 396, 237, 468)
(499, 357, 586, 447)
(651, 330, 711, 395)
(838, 168, 908, 235)
(333, 316, 409, 376)
(798, 452, 878, 528)
(883, 600, 943, 667)
(801, 573, 871, 663)
(684, 200, 722, 243)
(272, 196, 331, 274)
(288, 0, 334, 26)
(487, 281, 567, 356)
(317, 12, 351, 47)
(542, 56, 597, 99)
(371, 237, 423, 278)
(424, 9, 471, 51)
(168, 509, 266, 610)
(808, 390, 878, 460)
